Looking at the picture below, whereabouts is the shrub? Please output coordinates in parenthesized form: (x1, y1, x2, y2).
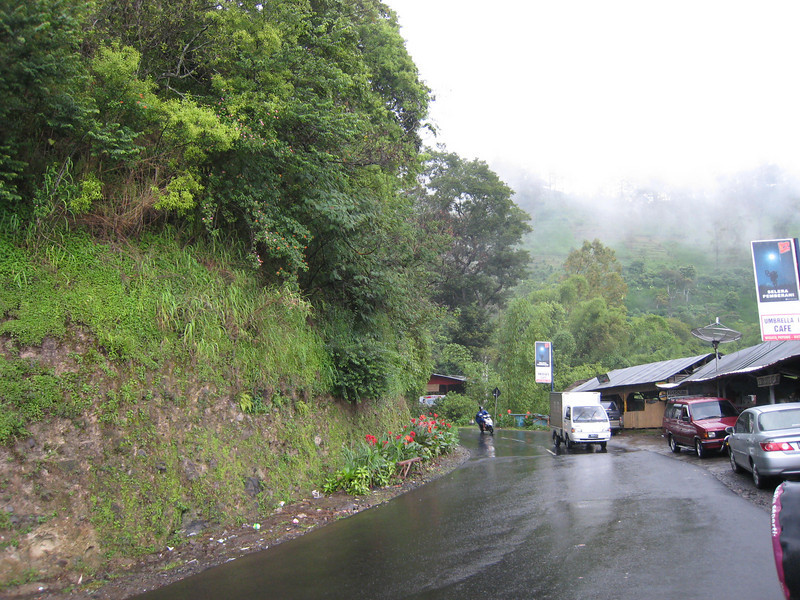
(322, 414, 458, 496)
(432, 393, 477, 426)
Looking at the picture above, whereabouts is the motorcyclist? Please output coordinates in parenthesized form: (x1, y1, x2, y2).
(476, 406, 490, 432)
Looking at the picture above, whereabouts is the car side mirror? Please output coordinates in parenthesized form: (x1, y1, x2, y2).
(725, 426, 734, 434)
(681, 415, 690, 422)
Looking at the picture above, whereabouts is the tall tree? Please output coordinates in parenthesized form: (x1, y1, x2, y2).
(494, 297, 566, 413)
(0, 0, 96, 208)
(415, 150, 531, 350)
(569, 297, 629, 364)
(563, 239, 628, 307)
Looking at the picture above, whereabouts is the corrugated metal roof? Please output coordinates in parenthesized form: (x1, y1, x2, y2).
(571, 354, 714, 392)
(430, 373, 466, 382)
(679, 341, 800, 383)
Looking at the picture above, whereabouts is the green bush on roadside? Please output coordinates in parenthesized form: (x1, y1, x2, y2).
(432, 393, 478, 426)
(321, 413, 458, 496)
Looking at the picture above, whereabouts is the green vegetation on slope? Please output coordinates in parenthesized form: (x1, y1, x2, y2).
(0, 228, 419, 584)
(0, 228, 330, 444)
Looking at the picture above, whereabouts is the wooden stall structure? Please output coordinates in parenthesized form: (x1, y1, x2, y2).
(668, 340, 800, 408)
(568, 341, 800, 429)
(568, 354, 715, 429)
(425, 373, 466, 396)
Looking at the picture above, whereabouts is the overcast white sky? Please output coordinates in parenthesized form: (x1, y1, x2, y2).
(388, 0, 800, 193)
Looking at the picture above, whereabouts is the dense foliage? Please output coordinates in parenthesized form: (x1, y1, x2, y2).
(485, 238, 763, 416)
(411, 151, 532, 350)
(0, 0, 769, 429)
(0, 229, 332, 443)
(0, 0, 445, 403)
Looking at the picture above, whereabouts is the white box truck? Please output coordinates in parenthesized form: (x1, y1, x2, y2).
(550, 391, 611, 452)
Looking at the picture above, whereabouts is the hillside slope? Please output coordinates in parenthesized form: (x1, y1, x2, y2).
(0, 231, 413, 589)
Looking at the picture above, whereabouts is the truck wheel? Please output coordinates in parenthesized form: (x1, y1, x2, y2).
(553, 433, 560, 448)
(565, 438, 573, 450)
(694, 439, 706, 459)
(599, 442, 607, 452)
(668, 434, 680, 453)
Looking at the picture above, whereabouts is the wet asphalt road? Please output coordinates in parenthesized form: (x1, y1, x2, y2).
(133, 430, 784, 600)
(630, 430, 779, 512)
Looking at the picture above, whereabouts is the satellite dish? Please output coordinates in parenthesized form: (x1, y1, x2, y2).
(691, 318, 742, 370)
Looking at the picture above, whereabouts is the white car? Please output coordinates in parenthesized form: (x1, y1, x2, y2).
(419, 395, 444, 406)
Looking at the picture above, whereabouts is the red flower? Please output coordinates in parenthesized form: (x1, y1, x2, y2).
(507, 409, 512, 414)
(410, 431, 416, 437)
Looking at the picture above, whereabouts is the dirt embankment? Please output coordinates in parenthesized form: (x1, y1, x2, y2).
(5, 447, 470, 600)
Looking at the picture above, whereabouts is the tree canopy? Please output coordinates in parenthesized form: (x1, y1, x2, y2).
(413, 150, 532, 351)
(0, 0, 442, 401)
(2, 0, 752, 416)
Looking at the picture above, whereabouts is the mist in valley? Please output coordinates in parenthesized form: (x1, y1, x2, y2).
(505, 163, 800, 277)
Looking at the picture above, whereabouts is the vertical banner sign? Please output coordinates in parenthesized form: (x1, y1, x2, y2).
(534, 341, 552, 384)
(752, 239, 800, 341)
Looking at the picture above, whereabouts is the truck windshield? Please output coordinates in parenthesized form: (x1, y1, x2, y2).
(573, 406, 607, 422)
(691, 401, 738, 420)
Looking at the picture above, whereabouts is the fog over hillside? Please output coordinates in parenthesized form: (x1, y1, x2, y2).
(503, 163, 800, 275)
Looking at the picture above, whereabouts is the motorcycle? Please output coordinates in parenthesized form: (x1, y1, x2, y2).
(478, 413, 494, 435)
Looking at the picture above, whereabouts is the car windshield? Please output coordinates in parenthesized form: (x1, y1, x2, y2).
(573, 406, 607, 422)
(759, 408, 800, 432)
(691, 400, 738, 420)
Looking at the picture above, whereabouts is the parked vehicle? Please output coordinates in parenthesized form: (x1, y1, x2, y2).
(662, 396, 738, 458)
(726, 402, 800, 489)
(419, 395, 444, 406)
(601, 399, 622, 433)
(550, 391, 610, 452)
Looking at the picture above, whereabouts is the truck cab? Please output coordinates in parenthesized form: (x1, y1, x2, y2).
(550, 391, 611, 452)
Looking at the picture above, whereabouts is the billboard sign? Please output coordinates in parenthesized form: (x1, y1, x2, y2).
(752, 239, 800, 341)
(534, 341, 552, 384)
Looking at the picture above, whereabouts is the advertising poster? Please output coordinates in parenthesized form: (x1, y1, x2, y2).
(534, 341, 552, 384)
(751, 239, 800, 340)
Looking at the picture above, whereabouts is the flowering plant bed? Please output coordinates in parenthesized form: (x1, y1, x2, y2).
(322, 413, 458, 495)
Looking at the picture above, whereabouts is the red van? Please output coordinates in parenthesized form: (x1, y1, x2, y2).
(662, 396, 739, 458)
